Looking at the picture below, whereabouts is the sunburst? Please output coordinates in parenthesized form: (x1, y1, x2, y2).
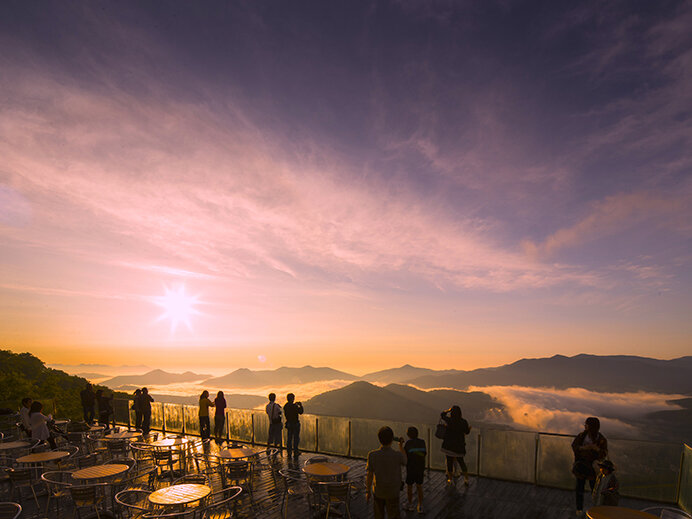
(153, 284, 202, 333)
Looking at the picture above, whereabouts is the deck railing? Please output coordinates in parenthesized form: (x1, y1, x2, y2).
(110, 398, 692, 511)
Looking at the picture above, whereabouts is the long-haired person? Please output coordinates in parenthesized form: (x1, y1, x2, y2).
(440, 405, 471, 486)
(572, 416, 608, 516)
(198, 390, 214, 440)
(214, 391, 227, 443)
(29, 401, 56, 449)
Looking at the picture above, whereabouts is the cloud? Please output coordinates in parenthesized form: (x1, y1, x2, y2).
(469, 385, 685, 437)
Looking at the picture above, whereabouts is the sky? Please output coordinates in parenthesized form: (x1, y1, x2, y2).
(1, 1, 691, 375)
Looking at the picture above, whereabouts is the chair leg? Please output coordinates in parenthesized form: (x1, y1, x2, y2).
(30, 485, 40, 511)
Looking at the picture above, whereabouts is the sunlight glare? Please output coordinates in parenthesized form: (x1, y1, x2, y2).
(153, 284, 202, 333)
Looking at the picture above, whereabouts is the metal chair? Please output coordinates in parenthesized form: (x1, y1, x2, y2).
(278, 468, 315, 519)
(320, 481, 353, 519)
(115, 488, 153, 519)
(642, 507, 692, 519)
(76, 453, 100, 468)
(68, 482, 109, 519)
(172, 473, 208, 485)
(41, 470, 74, 517)
(199, 486, 242, 519)
(303, 455, 329, 467)
(6, 467, 40, 510)
(0, 502, 21, 519)
(107, 439, 130, 460)
(223, 460, 253, 502)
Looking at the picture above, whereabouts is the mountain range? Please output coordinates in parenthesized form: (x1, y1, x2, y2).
(96, 355, 692, 396)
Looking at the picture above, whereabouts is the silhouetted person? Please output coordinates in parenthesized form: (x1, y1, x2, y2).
(366, 426, 406, 519)
(572, 416, 608, 515)
(404, 426, 427, 513)
(132, 389, 142, 430)
(214, 391, 227, 443)
(440, 405, 471, 486)
(283, 393, 303, 459)
(29, 401, 56, 449)
(80, 384, 96, 424)
(592, 460, 619, 506)
(265, 393, 283, 450)
(19, 397, 32, 437)
(141, 387, 154, 436)
(96, 389, 115, 430)
(199, 390, 214, 440)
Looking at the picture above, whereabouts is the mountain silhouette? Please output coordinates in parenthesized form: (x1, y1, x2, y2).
(101, 369, 211, 388)
(204, 366, 357, 388)
(303, 381, 505, 424)
(406, 354, 692, 395)
(362, 364, 446, 383)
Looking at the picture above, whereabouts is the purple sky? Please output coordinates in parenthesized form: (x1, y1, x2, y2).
(0, 1, 690, 372)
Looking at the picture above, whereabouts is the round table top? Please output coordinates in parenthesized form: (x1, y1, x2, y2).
(72, 463, 130, 480)
(218, 446, 264, 459)
(587, 506, 659, 519)
(16, 450, 70, 463)
(151, 438, 188, 447)
(148, 484, 211, 506)
(104, 431, 141, 440)
(0, 441, 30, 450)
(303, 462, 351, 477)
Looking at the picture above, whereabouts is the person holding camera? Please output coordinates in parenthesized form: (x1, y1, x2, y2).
(266, 392, 283, 450)
(366, 426, 407, 519)
(440, 405, 471, 486)
(283, 393, 303, 459)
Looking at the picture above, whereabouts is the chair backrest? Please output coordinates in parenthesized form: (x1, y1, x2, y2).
(6, 468, 33, 484)
(304, 456, 329, 466)
(0, 502, 21, 519)
(200, 486, 242, 516)
(661, 510, 692, 519)
(323, 481, 351, 500)
(225, 460, 249, 479)
(69, 483, 106, 506)
(173, 473, 208, 485)
(76, 453, 99, 468)
(41, 470, 74, 485)
(115, 489, 153, 518)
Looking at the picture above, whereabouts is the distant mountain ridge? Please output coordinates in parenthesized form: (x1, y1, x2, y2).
(406, 354, 692, 395)
(303, 381, 506, 424)
(102, 369, 211, 388)
(205, 366, 358, 388)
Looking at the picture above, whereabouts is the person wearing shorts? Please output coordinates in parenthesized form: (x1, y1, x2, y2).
(404, 426, 427, 513)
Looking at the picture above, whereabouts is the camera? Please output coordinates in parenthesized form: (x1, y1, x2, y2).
(393, 436, 403, 442)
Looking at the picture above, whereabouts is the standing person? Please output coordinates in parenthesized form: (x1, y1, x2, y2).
(265, 393, 283, 450)
(366, 426, 407, 519)
(592, 460, 619, 506)
(404, 426, 427, 513)
(132, 389, 143, 430)
(140, 387, 154, 436)
(29, 401, 56, 449)
(198, 390, 214, 440)
(80, 384, 96, 424)
(96, 389, 115, 430)
(440, 405, 471, 486)
(19, 397, 32, 437)
(572, 416, 608, 516)
(213, 391, 227, 444)
(283, 393, 303, 459)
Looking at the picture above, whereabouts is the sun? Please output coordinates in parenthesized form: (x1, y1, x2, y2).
(153, 284, 202, 333)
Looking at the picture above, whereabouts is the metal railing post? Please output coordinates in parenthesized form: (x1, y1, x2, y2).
(251, 414, 255, 445)
(347, 420, 352, 457)
(316, 418, 319, 453)
(477, 429, 482, 476)
(534, 433, 540, 485)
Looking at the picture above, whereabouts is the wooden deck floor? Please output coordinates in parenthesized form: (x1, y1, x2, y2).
(4, 440, 669, 519)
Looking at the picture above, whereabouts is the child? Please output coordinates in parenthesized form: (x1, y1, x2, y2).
(404, 426, 427, 513)
(592, 460, 619, 506)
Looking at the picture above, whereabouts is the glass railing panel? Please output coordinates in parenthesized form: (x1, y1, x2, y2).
(679, 444, 692, 514)
(113, 399, 130, 426)
(129, 406, 136, 427)
(536, 434, 574, 490)
(429, 427, 479, 474)
(479, 429, 536, 483)
(183, 405, 200, 436)
(252, 411, 269, 445)
(164, 404, 183, 433)
(228, 409, 253, 443)
(150, 402, 164, 431)
(350, 418, 429, 460)
(609, 438, 681, 502)
(317, 416, 349, 456)
(300, 414, 318, 453)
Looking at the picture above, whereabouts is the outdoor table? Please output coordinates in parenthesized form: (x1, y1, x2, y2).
(53, 419, 69, 426)
(16, 450, 70, 464)
(0, 441, 30, 451)
(148, 483, 211, 507)
(150, 438, 188, 448)
(587, 506, 659, 519)
(72, 463, 130, 481)
(104, 431, 141, 440)
(303, 462, 351, 479)
(218, 446, 264, 459)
